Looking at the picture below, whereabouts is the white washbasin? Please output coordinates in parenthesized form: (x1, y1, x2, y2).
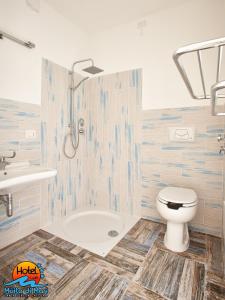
(0, 162, 57, 189)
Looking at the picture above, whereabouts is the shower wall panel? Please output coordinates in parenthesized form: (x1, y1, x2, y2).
(41, 59, 88, 223)
(84, 71, 142, 214)
(41, 59, 142, 222)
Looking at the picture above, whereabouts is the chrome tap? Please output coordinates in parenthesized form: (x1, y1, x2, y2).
(0, 151, 16, 170)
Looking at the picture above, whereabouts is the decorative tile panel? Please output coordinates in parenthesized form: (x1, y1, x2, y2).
(141, 106, 224, 236)
(0, 98, 41, 248)
(41, 59, 142, 222)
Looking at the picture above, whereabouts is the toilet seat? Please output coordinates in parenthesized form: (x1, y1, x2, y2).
(158, 187, 198, 208)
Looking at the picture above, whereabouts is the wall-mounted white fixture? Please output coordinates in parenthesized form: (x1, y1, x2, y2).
(169, 127, 195, 142)
(0, 162, 57, 190)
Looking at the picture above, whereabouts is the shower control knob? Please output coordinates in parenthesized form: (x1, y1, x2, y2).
(79, 119, 84, 126)
(79, 128, 85, 134)
(217, 134, 225, 142)
(219, 145, 225, 155)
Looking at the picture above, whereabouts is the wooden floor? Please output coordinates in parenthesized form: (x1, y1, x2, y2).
(0, 219, 225, 299)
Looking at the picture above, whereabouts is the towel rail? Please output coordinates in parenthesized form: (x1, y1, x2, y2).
(174, 37, 225, 116)
(0, 29, 35, 49)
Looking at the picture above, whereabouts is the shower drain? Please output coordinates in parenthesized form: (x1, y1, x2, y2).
(108, 230, 119, 237)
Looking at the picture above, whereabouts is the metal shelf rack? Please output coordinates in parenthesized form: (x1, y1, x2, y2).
(173, 37, 225, 116)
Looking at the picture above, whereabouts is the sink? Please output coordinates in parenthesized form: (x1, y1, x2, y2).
(0, 162, 57, 189)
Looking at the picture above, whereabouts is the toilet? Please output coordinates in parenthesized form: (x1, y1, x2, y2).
(156, 186, 198, 252)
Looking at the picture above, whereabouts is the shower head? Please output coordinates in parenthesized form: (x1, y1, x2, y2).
(82, 65, 104, 75)
(70, 58, 104, 90)
(71, 58, 103, 75)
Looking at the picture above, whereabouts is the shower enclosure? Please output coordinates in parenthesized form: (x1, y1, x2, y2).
(41, 59, 142, 256)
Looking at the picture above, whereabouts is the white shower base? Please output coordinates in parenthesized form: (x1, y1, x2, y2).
(43, 209, 140, 257)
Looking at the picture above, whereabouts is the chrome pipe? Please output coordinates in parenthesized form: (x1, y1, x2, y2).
(0, 194, 13, 217)
(197, 51, 206, 98)
(216, 46, 223, 83)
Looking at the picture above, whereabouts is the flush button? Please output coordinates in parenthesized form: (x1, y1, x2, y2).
(169, 127, 195, 142)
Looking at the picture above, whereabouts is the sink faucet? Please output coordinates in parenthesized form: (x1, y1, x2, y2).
(0, 151, 16, 171)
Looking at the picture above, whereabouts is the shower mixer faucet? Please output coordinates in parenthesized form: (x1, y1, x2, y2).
(63, 58, 103, 159)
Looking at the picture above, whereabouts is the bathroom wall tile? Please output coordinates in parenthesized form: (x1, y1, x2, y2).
(141, 106, 224, 236)
(0, 98, 41, 249)
(41, 59, 142, 221)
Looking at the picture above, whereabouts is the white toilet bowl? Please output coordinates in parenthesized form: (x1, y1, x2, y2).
(156, 187, 198, 252)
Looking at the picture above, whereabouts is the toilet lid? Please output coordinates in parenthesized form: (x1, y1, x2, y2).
(158, 187, 197, 204)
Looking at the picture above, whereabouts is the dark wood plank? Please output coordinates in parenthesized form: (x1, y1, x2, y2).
(123, 282, 164, 300)
(207, 235, 224, 279)
(49, 236, 75, 251)
(136, 248, 185, 300)
(191, 261, 205, 300)
(33, 229, 55, 240)
(42, 241, 82, 264)
(49, 263, 128, 300)
(0, 220, 223, 300)
(156, 231, 207, 263)
(0, 234, 44, 266)
(46, 259, 89, 299)
(206, 282, 225, 300)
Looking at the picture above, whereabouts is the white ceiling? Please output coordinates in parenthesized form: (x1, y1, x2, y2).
(45, 0, 187, 34)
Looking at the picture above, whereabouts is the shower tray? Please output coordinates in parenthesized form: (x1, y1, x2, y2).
(43, 208, 140, 257)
